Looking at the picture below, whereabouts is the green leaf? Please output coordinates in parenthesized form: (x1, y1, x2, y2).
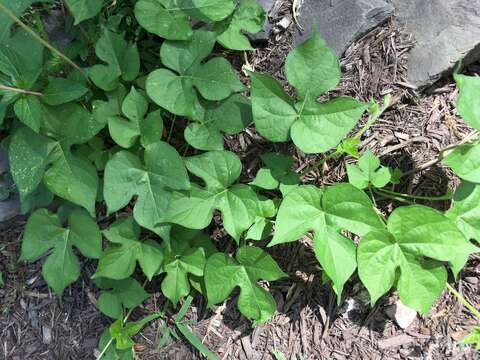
(358, 205, 478, 313)
(108, 87, 163, 148)
(246, 198, 277, 240)
(96, 277, 149, 319)
(347, 150, 391, 189)
(146, 30, 244, 118)
(90, 29, 140, 91)
(103, 141, 190, 236)
(204, 246, 286, 324)
(443, 141, 480, 183)
(185, 94, 252, 150)
(446, 181, 480, 241)
(250, 72, 367, 153)
(93, 217, 163, 280)
(110, 313, 162, 350)
(270, 184, 383, 296)
(98, 328, 133, 360)
(159, 235, 206, 305)
(167, 151, 260, 241)
(249, 153, 299, 196)
(175, 322, 219, 360)
(65, 0, 104, 24)
(13, 95, 43, 132)
(215, 0, 265, 51)
(42, 77, 88, 106)
(461, 326, 480, 350)
(454, 74, 480, 130)
(284, 24, 340, 100)
(135, 0, 235, 40)
(20, 209, 102, 295)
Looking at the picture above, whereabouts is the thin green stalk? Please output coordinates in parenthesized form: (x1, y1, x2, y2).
(373, 189, 415, 205)
(354, 94, 392, 140)
(300, 150, 340, 176)
(377, 188, 453, 201)
(0, 2, 88, 81)
(368, 186, 387, 226)
(167, 115, 177, 143)
(446, 283, 480, 320)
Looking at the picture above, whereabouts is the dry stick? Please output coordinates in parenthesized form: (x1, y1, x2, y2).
(401, 129, 479, 178)
(0, 84, 43, 97)
(0, 2, 88, 81)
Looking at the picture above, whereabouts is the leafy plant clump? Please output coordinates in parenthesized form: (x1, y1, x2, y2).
(1, 0, 479, 357)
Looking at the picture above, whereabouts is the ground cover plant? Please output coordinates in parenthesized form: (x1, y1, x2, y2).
(0, 0, 479, 358)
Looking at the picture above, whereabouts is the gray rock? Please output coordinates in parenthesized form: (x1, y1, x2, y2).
(42, 9, 75, 49)
(388, 0, 480, 88)
(293, 0, 394, 55)
(249, 0, 278, 44)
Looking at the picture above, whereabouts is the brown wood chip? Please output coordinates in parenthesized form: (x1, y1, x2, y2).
(377, 334, 413, 349)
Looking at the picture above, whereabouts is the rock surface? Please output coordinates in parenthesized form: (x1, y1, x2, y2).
(385, 300, 417, 329)
(293, 0, 394, 55)
(388, 0, 480, 88)
(250, 0, 278, 44)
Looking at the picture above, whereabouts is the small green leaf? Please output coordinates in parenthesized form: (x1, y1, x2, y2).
(215, 0, 265, 51)
(443, 141, 480, 183)
(13, 95, 43, 132)
(20, 209, 102, 295)
(146, 30, 244, 118)
(159, 235, 206, 305)
(110, 313, 162, 350)
(94, 217, 163, 280)
(246, 198, 277, 240)
(42, 77, 88, 106)
(90, 29, 140, 91)
(98, 328, 133, 360)
(454, 74, 480, 130)
(167, 151, 260, 241)
(204, 246, 286, 324)
(358, 205, 478, 313)
(96, 277, 149, 319)
(65, 0, 104, 24)
(108, 87, 163, 148)
(347, 150, 391, 189)
(461, 326, 480, 350)
(104, 141, 189, 235)
(284, 24, 340, 100)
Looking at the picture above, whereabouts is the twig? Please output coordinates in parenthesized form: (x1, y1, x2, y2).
(0, 84, 43, 97)
(0, 2, 89, 81)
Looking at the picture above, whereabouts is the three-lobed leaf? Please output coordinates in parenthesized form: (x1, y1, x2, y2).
(347, 150, 391, 189)
(204, 246, 286, 324)
(21, 209, 102, 295)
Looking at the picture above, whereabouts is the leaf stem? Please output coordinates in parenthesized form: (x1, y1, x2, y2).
(0, 84, 43, 96)
(372, 189, 415, 205)
(167, 115, 177, 143)
(446, 283, 480, 321)
(376, 188, 453, 201)
(0, 2, 88, 81)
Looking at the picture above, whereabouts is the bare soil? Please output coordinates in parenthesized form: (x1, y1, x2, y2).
(1, 2, 480, 359)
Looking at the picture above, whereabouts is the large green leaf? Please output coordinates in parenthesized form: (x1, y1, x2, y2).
(167, 151, 260, 241)
(9, 103, 103, 214)
(358, 205, 478, 313)
(103, 141, 190, 236)
(135, 0, 235, 40)
(215, 0, 265, 50)
(93, 217, 164, 280)
(42, 76, 88, 106)
(204, 246, 286, 324)
(96, 277, 150, 319)
(446, 181, 480, 241)
(250, 30, 367, 153)
(20, 209, 102, 295)
(90, 29, 140, 91)
(284, 25, 340, 100)
(185, 94, 252, 150)
(454, 74, 480, 130)
(13, 95, 44, 132)
(270, 184, 383, 296)
(108, 87, 163, 148)
(146, 30, 244, 118)
(65, 0, 103, 24)
(443, 141, 480, 183)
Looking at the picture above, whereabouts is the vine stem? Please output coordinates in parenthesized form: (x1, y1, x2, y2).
(446, 283, 480, 320)
(167, 115, 177, 143)
(0, 84, 43, 96)
(375, 188, 453, 201)
(0, 2, 88, 81)
(401, 129, 479, 178)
